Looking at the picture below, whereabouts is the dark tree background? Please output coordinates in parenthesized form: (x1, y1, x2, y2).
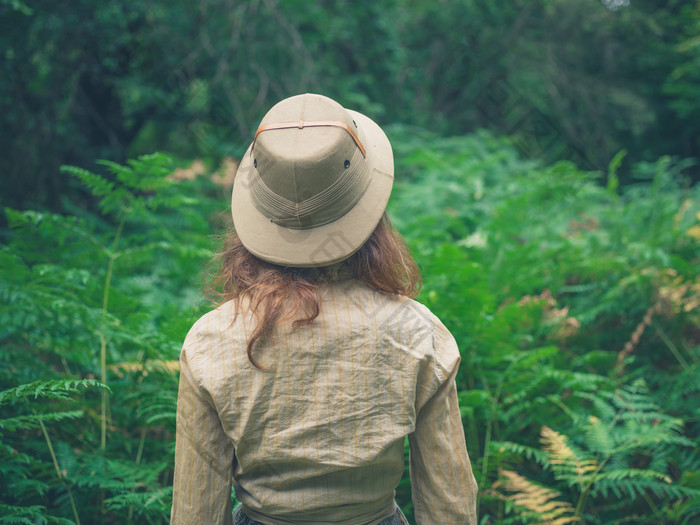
(1, 0, 698, 210)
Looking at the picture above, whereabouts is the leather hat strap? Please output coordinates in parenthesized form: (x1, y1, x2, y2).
(252, 120, 367, 158)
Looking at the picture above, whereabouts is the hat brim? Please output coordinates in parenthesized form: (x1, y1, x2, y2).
(231, 109, 393, 267)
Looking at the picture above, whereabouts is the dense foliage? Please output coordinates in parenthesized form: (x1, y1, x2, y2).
(1, 128, 698, 523)
(2, 0, 699, 211)
(387, 128, 700, 523)
(2, 1, 699, 522)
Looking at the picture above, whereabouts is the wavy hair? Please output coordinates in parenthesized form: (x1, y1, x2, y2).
(206, 213, 421, 369)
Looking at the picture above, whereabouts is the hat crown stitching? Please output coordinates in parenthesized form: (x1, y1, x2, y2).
(249, 145, 370, 229)
(248, 94, 371, 230)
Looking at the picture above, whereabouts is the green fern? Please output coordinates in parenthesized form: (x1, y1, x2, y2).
(104, 486, 172, 511)
(0, 153, 219, 523)
(2, 130, 699, 524)
(0, 504, 75, 525)
(0, 379, 108, 406)
(0, 411, 85, 432)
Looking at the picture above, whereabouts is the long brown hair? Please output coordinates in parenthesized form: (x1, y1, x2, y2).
(206, 213, 421, 369)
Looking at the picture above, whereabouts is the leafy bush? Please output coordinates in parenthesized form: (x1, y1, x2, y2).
(1, 154, 225, 523)
(386, 126, 700, 523)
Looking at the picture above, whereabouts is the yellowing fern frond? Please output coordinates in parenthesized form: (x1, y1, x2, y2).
(541, 426, 598, 487)
(496, 469, 580, 525)
(108, 360, 180, 377)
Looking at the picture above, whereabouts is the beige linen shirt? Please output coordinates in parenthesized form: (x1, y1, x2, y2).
(171, 277, 477, 524)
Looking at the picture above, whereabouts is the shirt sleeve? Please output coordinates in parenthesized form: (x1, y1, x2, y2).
(171, 336, 235, 525)
(408, 320, 478, 525)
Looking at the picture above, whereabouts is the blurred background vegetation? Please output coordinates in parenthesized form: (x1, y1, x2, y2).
(2, 0, 699, 212)
(1, 0, 699, 524)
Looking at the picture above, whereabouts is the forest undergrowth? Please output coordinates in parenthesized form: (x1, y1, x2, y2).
(1, 128, 698, 524)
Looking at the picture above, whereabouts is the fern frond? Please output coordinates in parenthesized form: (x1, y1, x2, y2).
(98, 153, 175, 192)
(583, 416, 614, 455)
(492, 440, 551, 467)
(0, 379, 108, 406)
(60, 165, 115, 197)
(614, 419, 693, 451)
(541, 426, 598, 488)
(592, 475, 700, 500)
(540, 369, 609, 392)
(594, 467, 671, 484)
(666, 494, 700, 525)
(496, 469, 580, 524)
(61, 164, 135, 216)
(104, 486, 172, 510)
(575, 391, 617, 422)
(108, 360, 179, 378)
(127, 152, 176, 182)
(4, 207, 34, 229)
(0, 503, 74, 524)
(0, 410, 84, 432)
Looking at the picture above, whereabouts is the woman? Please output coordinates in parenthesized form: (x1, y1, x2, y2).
(171, 94, 477, 524)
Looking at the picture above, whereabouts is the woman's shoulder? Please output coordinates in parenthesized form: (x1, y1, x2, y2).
(346, 281, 444, 330)
(186, 300, 235, 333)
(340, 282, 461, 377)
(179, 300, 254, 377)
(181, 300, 250, 354)
(399, 298, 460, 379)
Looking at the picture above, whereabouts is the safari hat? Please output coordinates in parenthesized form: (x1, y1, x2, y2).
(232, 93, 394, 267)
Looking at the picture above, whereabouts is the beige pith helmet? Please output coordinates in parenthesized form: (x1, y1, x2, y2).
(231, 93, 394, 267)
